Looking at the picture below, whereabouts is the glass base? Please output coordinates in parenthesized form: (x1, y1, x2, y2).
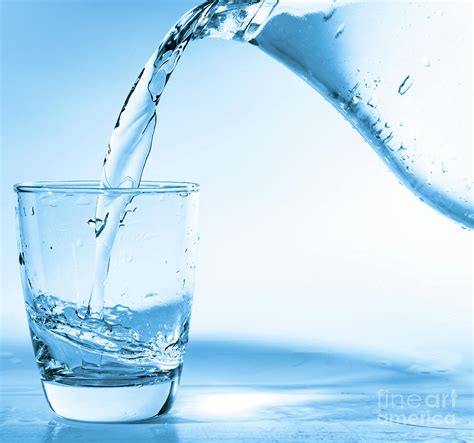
(42, 377, 180, 422)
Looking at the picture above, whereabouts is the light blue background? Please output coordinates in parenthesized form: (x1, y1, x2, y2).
(1, 1, 471, 364)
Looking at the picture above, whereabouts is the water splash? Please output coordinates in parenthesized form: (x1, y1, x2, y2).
(26, 293, 192, 382)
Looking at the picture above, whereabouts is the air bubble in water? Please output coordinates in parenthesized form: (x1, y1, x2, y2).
(160, 50, 180, 74)
(148, 70, 167, 101)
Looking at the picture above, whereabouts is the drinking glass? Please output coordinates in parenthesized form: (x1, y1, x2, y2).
(14, 181, 199, 422)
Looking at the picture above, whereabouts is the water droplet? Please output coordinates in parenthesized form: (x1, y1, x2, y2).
(370, 118, 381, 129)
(323, 5, 335, 21)
(406, 165, 414, 175)
(334, 24, 345, 39)
(145, 292, 159, 298)
(421, 57, 431, 67)
(367, 97, 377, 108)
(398, 75, 413, 95)
(74, 239, 84, 248)
(349, 82, 359, 93)
(349, 95, 360, 107)
(441, 162, 448, 174)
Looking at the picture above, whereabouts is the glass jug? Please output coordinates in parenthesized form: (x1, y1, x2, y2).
(199, 0, 472, 228)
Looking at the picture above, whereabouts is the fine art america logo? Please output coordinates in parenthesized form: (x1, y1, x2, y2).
(377, 390, 457, 427)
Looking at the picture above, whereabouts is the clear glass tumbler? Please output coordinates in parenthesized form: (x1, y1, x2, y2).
(14, 181, 199, 422)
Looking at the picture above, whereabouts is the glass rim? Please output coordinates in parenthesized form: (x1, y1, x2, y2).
(13, 180, 199, 195)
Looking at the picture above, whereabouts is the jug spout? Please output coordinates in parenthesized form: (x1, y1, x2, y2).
(197, 0, 279, 41)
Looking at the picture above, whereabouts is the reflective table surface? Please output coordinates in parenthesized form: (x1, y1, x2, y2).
(1, 340, 472, 442)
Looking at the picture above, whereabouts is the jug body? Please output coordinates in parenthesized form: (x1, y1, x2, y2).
(203, 0, 473, 227)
